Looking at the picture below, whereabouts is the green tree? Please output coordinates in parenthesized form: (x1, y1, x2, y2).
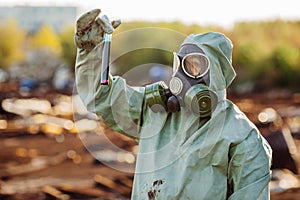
(231, 20, 300, 91)
(268, 43, 300, 89)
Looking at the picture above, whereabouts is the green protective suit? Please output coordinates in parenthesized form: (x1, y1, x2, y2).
(75, 32, 272, 200)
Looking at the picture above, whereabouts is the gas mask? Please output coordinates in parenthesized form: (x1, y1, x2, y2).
(145, 44, 218, 118)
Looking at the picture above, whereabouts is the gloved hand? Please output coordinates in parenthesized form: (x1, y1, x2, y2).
(75, 9, 121, 51)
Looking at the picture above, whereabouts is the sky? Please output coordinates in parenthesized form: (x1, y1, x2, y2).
(0, 0, 300, 28)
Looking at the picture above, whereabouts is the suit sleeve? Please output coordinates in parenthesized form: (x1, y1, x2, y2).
(227, 129, 272, 200)
(75, 43, 145, 139)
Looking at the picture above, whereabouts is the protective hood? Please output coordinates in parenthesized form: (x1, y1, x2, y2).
(181, 32, 236, 101)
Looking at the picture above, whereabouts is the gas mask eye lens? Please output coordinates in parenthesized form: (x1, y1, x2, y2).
(182, 53, 209, 78)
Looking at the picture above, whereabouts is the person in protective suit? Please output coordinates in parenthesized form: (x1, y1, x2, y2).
(75, 9, 272, 200)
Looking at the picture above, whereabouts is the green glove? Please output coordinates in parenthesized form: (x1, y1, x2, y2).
(74, 8, 121, 51)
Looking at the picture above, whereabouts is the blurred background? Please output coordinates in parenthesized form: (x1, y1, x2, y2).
(0, 0, 300, 199)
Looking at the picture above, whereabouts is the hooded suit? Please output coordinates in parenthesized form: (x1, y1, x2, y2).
(75, 32, 272, 200)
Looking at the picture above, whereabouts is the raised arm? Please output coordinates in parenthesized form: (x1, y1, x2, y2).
(74, 9, 145, 139)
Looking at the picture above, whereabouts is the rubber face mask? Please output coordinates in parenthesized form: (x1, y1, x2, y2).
(145, 44, 218, 118)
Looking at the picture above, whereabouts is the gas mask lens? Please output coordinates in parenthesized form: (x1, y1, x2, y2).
(182, 53, 210, 78)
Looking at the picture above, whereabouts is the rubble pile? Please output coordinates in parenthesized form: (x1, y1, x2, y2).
(0, 81, 136, 199)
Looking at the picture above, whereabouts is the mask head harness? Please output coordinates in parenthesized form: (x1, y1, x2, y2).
(145, 44, 218, 118)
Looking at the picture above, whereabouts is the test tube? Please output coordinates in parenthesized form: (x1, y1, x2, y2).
(100, 33, 112, 85)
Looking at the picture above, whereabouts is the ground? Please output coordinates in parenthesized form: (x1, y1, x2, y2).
(1, 83, 300, 199)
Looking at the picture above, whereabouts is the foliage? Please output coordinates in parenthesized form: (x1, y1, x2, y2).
(0, 20, 26, 69)
(30, 24, 62, 54)
(0, 18, 299, 91)
(230, 20, 300, 91)
(115, 20, 300, 91)
(59, 26, 77, 68)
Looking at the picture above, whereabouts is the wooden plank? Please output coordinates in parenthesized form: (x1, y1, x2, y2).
(94, 174, 132, 196)
(42, 185, 70, 200)
(57, 184, 116, 198)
